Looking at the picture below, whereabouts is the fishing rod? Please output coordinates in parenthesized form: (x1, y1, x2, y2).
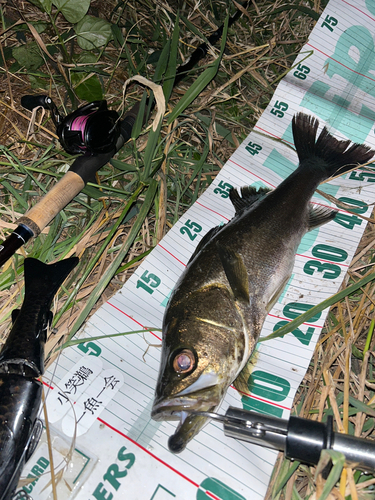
(193, 407, 375, 471)
(0, 1, 251, 268)
(174, 2, 250, 87)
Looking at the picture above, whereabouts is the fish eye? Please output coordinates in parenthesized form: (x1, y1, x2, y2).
(172, 349, 196, 374)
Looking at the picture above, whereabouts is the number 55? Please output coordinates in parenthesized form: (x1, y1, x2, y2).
(270, 101, 288, 118)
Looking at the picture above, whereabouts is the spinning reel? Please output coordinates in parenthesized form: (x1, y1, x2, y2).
(21, 95, 121, 155)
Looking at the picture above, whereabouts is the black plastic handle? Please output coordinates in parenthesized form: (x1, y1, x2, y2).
(21, 95, 51, 111)
(21, 95, 63, 128)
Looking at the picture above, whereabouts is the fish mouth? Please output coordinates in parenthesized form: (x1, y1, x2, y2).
(151, 388, 221, 453)
(151, 396, 215, 422)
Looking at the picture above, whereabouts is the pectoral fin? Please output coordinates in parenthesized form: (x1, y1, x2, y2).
(233, 351, 258, 395)
(308, 203, 337, 230)
(233, 305, 264, 394)
(216, 243, 249, 303)
(266, 275, 290, 312)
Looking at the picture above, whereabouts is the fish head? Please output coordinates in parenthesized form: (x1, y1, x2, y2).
(152, 287, 247, 453)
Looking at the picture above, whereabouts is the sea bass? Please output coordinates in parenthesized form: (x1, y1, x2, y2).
(0, 257, 78, 500)
(151, 113, 374, 453)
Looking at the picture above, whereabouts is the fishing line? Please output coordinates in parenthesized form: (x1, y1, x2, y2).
(15, 380, 79, 500)
(12, 491, 32, 500)
(41, 390, 58, 500)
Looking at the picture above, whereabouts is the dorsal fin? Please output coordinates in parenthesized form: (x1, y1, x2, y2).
(187, 185, 271, 264)
(229, 186, 271, 216)
(11, 309, 20, 324)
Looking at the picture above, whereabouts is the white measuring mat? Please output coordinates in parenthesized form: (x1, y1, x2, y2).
(23, 1, 375, 499)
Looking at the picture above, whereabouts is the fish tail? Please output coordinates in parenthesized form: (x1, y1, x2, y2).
(24, 257, 79, 304)
(0, 257, 79, 376)
(292, 113, 375, 178)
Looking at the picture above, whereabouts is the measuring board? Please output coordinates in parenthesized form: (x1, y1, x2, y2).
(19, 1, 375, 499)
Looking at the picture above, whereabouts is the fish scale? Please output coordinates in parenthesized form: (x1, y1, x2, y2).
(151, 113, 375, 453)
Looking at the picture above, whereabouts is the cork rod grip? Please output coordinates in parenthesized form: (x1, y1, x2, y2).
(18, 171, 85, 235)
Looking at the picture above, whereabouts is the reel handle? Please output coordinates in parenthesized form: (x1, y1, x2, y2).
(21, 94, 63, 128)
(21, 95, 51, 111)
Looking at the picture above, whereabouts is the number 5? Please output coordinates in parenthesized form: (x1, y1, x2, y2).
(77, 341, 102, 357)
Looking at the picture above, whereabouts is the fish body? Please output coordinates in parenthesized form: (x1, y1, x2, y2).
(151, 113, 374, 453)
(0, 257, 78, 500)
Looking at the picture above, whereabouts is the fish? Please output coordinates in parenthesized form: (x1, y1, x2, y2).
(0, 257, 78, 500)
(151, 113, 375, 453)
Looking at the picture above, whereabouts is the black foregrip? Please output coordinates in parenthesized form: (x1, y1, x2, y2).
(174, 45, 208, 87)
(175, 1, 251, 86)
(68, 150, 116, 184)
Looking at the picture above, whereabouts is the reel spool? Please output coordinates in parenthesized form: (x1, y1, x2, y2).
(21, 95, 121, 155)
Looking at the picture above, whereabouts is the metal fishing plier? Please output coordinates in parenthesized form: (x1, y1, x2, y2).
(194, 407, 375, 470)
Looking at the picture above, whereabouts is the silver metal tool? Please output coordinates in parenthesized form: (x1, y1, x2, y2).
(193, 407, 375, 471)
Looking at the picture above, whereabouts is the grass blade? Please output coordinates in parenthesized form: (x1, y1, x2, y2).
(273, 459, 300, 496)
(65, 179, 158, 341)
(52, 184, 144, 326)
(260, 271, 375, 342)
(163, 13, 179, 102)
(60, 328, 161, 350)
(315, 450, 345, 500)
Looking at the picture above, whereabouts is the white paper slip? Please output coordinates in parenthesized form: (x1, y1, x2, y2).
(35, 1, 375, 499)
(16, 427, 97, 500)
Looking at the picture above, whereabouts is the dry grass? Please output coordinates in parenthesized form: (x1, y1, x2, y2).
(266, 223, 375, 499)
